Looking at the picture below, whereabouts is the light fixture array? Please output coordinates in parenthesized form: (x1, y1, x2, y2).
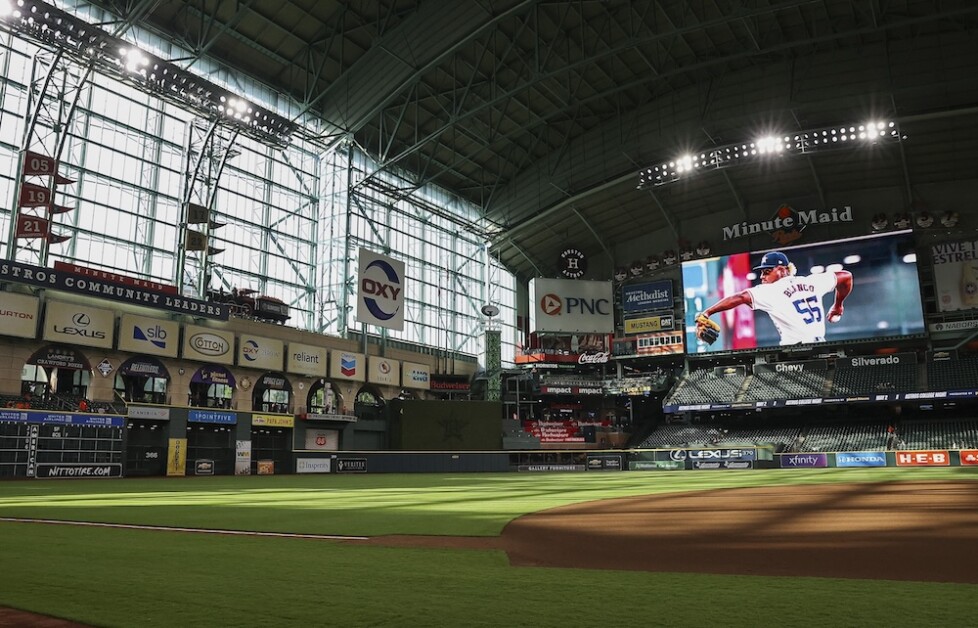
(638, 121, 902, 188)
(0, 0, 295, 147)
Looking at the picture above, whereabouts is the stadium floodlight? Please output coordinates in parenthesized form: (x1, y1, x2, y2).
(2, 0, 296, 148)
(118, 47, 149, 74)
(755, 136, 783, 154)
(638, 119, 903, 188)
(902, 253, 917, 264)
(843, 254, 861, 265)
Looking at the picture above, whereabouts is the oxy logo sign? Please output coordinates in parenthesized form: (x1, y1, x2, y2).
(357, 248, 405, 331)
(133, 325, 167, 349)
(242, 339, 260, 361)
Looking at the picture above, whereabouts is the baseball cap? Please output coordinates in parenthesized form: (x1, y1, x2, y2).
(753, 251, 790, 270)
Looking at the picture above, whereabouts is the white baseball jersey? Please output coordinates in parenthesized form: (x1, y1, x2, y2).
(748, 272, 839, 345)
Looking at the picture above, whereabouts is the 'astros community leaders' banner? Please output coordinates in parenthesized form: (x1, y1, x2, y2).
(0, 259, 228, 320)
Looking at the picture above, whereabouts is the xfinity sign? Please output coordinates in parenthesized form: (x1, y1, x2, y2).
(529, 278, 613, 334)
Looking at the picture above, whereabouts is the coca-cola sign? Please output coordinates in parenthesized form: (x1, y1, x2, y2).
(578, 351, 610, 364)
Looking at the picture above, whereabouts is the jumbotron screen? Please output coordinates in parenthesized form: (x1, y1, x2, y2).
(681, 231, 925, 353)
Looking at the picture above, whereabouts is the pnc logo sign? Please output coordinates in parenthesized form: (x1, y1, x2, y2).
(528, 278, 614, 334)
(539, 293, 611, 316)
(541, 294, 562, 316)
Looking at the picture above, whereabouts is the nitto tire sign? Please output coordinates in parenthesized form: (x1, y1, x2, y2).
(36, 463, 122, 479)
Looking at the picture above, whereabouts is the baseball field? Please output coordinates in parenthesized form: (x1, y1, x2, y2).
(1, 466, 976, 627)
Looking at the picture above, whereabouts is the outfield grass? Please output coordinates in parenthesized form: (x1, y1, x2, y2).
(1, 467, 976, 627)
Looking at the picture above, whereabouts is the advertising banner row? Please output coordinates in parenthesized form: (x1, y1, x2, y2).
(780, 450, 975, 467)
(629, 448, 978, 470)
(663, 387, 978, 414)
(0, 294, 431, 389)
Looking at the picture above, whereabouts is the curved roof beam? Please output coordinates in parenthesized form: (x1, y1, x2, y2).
(300, 1, 535, 147)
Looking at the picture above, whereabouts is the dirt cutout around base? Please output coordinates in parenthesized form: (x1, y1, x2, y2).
(358, 481, 978, 583)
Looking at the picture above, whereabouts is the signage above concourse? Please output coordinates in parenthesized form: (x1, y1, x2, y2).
(663, 388, 975, 414)
(1, 260, 228, 320)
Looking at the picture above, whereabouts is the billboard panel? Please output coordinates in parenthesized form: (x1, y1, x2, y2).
(529, 278, 613, 334)
(401, 361, 431, 390)
(286, 342, 328, 377)
(621, 280, 673, 313)
(182, 324, 234, 365)
(118, 314, 179, 357)
(329, 350, 366, 382)
(932, 239, 978, 312)
(0, 292, 39, 339)
(367, 356, 400, 386)
(42, 300, 114, 349)
(238, 334, 285, 371)
(623, 312, 674, 334)
(682, 231, 925, 354)
(356, 248, 405, 331)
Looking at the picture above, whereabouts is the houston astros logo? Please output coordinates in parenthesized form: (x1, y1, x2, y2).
(559, 248, 587, 279)
(540, 294, 562, 316)
(361, 259, 401, 321)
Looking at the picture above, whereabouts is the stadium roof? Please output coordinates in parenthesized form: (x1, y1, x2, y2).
(80, 0, 978, 282)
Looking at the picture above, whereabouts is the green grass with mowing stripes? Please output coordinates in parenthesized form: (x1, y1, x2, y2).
(1, 467, 976, 627)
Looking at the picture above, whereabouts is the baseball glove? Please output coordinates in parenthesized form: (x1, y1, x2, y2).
(695, 313, 720, 345)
